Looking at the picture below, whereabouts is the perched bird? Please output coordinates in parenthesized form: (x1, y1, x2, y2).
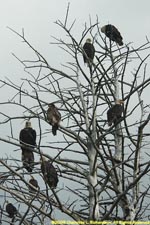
(19, 121, 36, 172)
(107, 100, 124, 126)
(101, 24, 123, 46)
(29, 176, 39, 192)
(83, 38, 95, 65)
(19, 121, 36, 151)
(47, 103, 61, 136)
(22, 149, 34, 172)
(6, 203, 17, 218)
(41, 157, 58, 189)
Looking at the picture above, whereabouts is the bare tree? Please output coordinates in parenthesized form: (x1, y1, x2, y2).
(0, 8, 150, 225)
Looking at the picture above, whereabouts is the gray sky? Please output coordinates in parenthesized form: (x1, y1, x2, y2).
(0, 0, 150, 219)
(0, 0, 150, 77)
(0, 0, 150, 154)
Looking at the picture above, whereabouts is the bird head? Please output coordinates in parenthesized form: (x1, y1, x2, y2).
(101, 26, 106, 33)
(29, 176, 38, 188)
(86, 38, 92, 43)
(25, 121, 32, 128)
(40, 155, 47, 163)
(29, 175, 35, 180)
(116, 99, 124, 105)
(48, 103, 55, 108)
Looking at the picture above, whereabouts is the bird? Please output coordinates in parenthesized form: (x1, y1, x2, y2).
(6, 203, 17, 218)
(29, 176, 39, 192)
(19, 121, 36, 151)
(101, 24, 123, 46)
(83, 38, 95, 65)
(47, 103, 61, 136)
(107, 100, 124, 126)
(19, 121, 36, 172)
(41, 156, 58, 189)
(22, 149, 34, 172)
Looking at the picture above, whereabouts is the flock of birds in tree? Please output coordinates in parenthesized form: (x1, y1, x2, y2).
(83, 24, 124, 126)
(19, 120, 59, 187)
(5, 24, 124, 220)
(83, 24, 123, 65)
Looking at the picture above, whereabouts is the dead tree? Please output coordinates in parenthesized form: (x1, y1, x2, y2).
(0, 9, 150, 224)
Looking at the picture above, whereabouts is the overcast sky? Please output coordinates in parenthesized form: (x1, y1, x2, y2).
(0, 1, 149, 220)
(0, 0, 150, 77)
(0, 0, 150, 154)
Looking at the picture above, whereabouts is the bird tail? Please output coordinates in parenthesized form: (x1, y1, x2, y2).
(10, 216, 15, 225)
(25, 164, 33, 172)
(108, 121, 112, 126)
(26, 166, 33, 173)
(52, 124, 58, 136)
(118, 40, 123, 46)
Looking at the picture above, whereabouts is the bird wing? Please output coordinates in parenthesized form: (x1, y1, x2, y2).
(113, 104, 123, 117)
(105, 25, 122, 43)
(107, 104, 123, 123)
(54, 107, 61, 122)
(22, 150, 34, 163)
(19, 129, 25, 142)
(19, 128, 36, 146)
(31, 129, 36, 145)
(111, 25, 123, 40)
(47, 108, 54, 124)
(83, 43, 95, 60)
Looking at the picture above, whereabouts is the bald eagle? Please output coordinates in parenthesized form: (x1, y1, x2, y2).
(22, 149, 34, 172)
(29, 176, 39, 192)
(19, 121, 36, 151)
(101, 25, 123, 46)
(6, 203, 17, 218)
(41, 157, 58, 189)
(19, 121, 36, 172)
(107, 100, 124, 126)
(47, 103, 61, 136)
(83, 38, 95, 65)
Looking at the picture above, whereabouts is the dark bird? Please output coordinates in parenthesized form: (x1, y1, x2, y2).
(83, 38, 95, 65)
(29, 176, 39, 192)
(6, 203, 17, 218)
(101, 24, 123, 46)
(19, 121, 36, 151)
(107, 100, 124, 126)
(47, 103, 61, 136)
(41, 157, 58, 189)
(22, 149, 34, 172)
(19, 121, 36, 172)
